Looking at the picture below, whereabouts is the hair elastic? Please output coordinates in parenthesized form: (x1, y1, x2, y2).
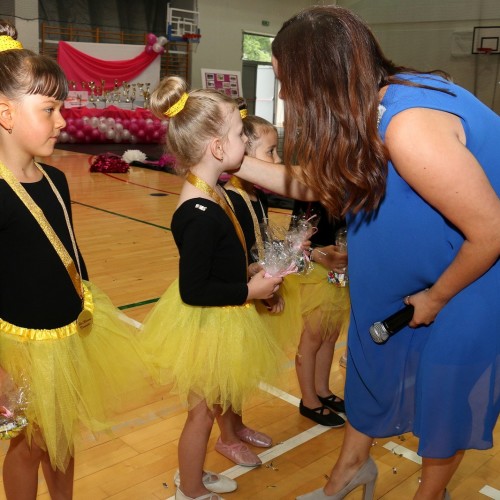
(0, 35, 23, 52)
(165, 92, 189, 118)
(240, 109, 248, 119)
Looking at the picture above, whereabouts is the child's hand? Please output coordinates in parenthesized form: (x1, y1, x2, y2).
(248, 262, 264, 277)
(312, 245, 347, 271)
(262, 292, 285, 314)
(301, 239, 312, 252)
(247, 270, 282, 301)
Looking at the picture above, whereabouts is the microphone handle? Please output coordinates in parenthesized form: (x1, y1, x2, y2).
(383, 304, 415, 334)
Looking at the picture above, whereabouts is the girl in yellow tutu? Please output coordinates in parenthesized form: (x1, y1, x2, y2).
(144, 77, 284, 500)
(214, 112, 302, 467)
(292, 202, 351, 428)
(0, 21, 149, 499)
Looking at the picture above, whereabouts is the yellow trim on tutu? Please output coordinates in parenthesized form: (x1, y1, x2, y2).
(0, 283, 93, 341)
(0, 281, 151, 472)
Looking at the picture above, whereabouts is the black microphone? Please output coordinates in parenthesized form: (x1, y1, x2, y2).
(369, 305, 415, 344)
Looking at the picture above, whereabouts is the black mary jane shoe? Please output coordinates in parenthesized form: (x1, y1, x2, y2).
(299, 400, 345, 427)
(318, 393, 346, 413)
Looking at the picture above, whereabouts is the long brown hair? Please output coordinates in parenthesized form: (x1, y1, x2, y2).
(272, 6, 450, 218)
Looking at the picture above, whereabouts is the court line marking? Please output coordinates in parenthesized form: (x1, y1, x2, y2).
(480, 486, 500, 499)
(120, 318, 495, 499)
(73, 201, 171, 231)
(165, 424, 333, 500)
(383, 441, 422, 464)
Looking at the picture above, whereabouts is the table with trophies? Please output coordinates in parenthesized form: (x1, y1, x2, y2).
(59, 79, 167, 144)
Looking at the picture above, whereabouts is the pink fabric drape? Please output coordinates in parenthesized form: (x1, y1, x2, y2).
(57, 41, 159, 90)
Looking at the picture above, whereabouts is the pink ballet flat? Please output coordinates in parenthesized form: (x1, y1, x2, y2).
(214, 437, 261, 467)
(236, 427, 272, 448)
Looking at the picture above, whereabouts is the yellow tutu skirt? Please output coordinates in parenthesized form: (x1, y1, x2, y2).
(255, 275, 303, 351)
(141, 279, 285, 414)
(0, 280, 150, 472)
(290, 263, 351, 340)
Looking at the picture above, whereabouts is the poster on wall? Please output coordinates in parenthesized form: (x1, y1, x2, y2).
(201, 68, 243, 98)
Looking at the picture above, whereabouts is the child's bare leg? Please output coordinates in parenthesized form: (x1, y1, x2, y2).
(41, 455, 74, 500)
(315, 330, 340, 398)
(3, 434, 43, 500)
(178, 398, 218, 498)
(296, 325, 324, 409)
(216, 408, 240, 443)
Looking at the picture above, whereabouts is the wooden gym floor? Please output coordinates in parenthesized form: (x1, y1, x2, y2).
(0, 148, 498, 499)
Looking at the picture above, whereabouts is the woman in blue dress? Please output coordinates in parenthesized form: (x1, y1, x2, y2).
(237, 5, 500, 500)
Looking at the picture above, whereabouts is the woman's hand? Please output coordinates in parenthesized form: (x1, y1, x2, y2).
(404, 287, 446, 327)
(247, 270, 282, 301)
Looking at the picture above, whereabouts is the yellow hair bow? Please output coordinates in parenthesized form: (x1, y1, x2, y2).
(165, 93, 189, 118)
(0, 35, 23, 52)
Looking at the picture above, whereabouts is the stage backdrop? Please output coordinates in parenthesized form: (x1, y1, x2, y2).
(57, 41, 161, 91)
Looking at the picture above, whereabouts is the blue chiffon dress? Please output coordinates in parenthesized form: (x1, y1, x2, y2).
(345, 74, 500, 458)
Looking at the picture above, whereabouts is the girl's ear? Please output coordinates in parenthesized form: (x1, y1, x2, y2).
(0, 99, 14, 133)
(209, 137, 224, 162)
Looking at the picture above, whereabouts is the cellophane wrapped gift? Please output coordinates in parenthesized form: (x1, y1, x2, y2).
(252, 217, 316, 277)
(0, 370, 28, 440)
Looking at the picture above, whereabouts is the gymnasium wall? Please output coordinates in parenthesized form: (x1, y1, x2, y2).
(339, 0, 500, 112)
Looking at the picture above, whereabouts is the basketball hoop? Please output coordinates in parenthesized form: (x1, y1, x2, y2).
(477, 47, 494, 55)
(183, 33, 202, 42)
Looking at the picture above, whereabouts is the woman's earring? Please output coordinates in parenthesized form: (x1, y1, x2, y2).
(7, 128, 12, 134)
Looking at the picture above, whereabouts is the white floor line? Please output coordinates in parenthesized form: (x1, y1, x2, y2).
(480, 486, 500, 499)
(258, 382, 301, 407)
(165, 425, 332, 499)
(127, 314, 495, 500)
(383, 441, 422, 464)
(383, 442, 500, 498)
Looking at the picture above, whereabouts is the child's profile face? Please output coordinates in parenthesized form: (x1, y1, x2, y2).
(252, 129, 281, 164)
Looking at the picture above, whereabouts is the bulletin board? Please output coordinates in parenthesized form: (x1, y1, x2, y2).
(201, 68, 243, 98)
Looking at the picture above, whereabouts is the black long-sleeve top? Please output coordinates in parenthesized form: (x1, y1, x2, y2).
(172, 197, 249, 306)
(0, 164, 88, 329)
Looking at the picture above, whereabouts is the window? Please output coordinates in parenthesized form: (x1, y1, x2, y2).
(242, 32, 273, 62)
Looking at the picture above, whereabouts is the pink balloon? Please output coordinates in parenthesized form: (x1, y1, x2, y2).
(147, 33, 157, 45)
(145, 45, 154, 54)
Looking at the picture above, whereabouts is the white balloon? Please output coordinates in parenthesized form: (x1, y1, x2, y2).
(122, 129, 131, 140)
(157, 36, 168, 46)
(152, 42, 164, 53)
(106, 129, 115, 140)
(98, 123, 108, 133)
(106, 117, 116, 127)
(59, 131, 69, 143)
(90, 117, 99, 128)
(115, 123, 124, 132)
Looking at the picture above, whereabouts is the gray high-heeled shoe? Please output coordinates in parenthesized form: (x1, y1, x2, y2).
(296, 456, 378, 500)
